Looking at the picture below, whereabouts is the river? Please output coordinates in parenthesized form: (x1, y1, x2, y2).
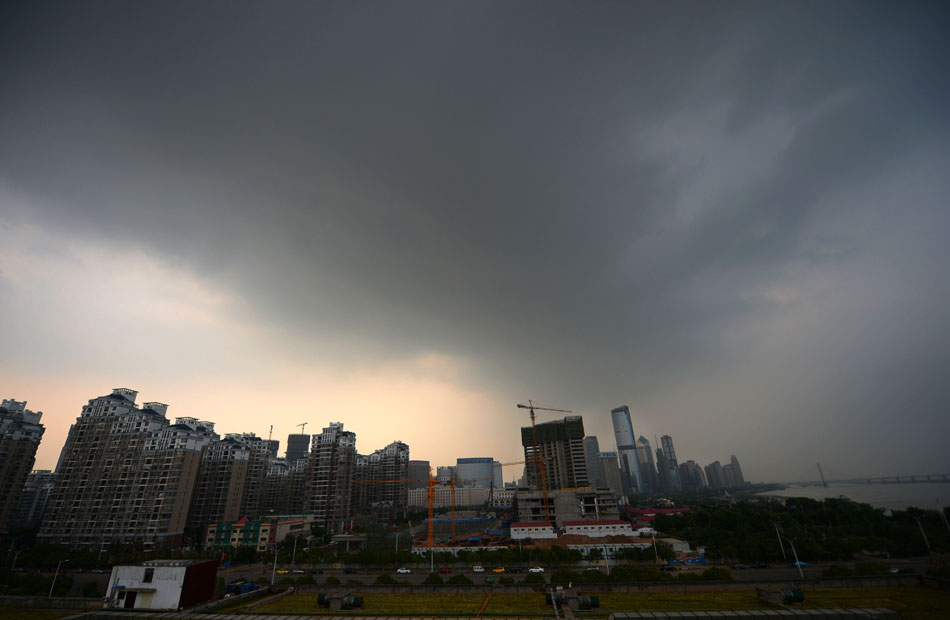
(756, 481, 950, 511)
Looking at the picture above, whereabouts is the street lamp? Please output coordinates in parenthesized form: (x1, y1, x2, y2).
(602, 544, 610, 576)
(270, 546, 284, 585)
(781, 536, 804, 580)
(49, 559, 70, 597)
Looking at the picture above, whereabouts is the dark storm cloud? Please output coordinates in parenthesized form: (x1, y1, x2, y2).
(1, 1, 948, 478)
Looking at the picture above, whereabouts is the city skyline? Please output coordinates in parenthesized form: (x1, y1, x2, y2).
(2, 2, 949, 482)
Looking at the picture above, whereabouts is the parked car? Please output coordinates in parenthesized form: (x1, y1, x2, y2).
(732, 563, 750, 569)
(792, 561, 809, 568)
(660, 565, 677, 571)
(528, 566, 545, 573)
(438, 568, 452, 574)
(396, 567, 411, 574)
(343, 567, 356, 574)
(507, 567, 521, 573)
(276, 569, 290, 574)
(755, 563, 770, 569)
(292, 569, 305, 574)
(493, 567, 506, 573)
(472, 565, 485, 573)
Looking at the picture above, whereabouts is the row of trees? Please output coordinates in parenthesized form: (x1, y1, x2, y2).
(653, 496, 950, 563)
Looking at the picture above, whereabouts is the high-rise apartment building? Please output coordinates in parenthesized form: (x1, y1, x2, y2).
(521, 416, 589, 490)
(11, 469, 55, 529)
(362, 441, 410, 507)
(0, 399, 45, 534)
(226, 433, 271, 518)
(308, 422, 356, 533)
(286, 433, 311, 464)
(39, 389, 216, 550)
(187, 436, 250, 529)
(583, 436, 604, 488)
(610, 406, 644, 496)
(263, 439, 280, 459)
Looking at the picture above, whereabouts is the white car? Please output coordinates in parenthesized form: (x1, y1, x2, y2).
(396, 567, 411, 574)
(528, 566, 545, 573)
(472, 565, 485, 573)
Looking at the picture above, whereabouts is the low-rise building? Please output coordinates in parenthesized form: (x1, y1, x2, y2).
(563, 519, 633, 537)
(105, 559, 217, 610)
(511, 521, 557, 540)
(202, 513, 314, 552)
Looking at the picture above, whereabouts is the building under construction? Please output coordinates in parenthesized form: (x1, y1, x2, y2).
(521, 416, 590, 490)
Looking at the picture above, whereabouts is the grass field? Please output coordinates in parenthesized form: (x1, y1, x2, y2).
(0, 609, 75, 620)
(246, 587, 950, 618)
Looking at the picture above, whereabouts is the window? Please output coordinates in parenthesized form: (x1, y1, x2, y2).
(143, 568, 154, 583)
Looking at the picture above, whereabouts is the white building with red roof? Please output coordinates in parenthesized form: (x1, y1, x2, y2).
(563, 520, 634, 537)
(510, 521, 557, 540)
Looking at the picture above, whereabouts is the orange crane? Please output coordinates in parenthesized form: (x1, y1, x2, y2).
(517, 400, 572, 523)
(354, 471, 458, 547)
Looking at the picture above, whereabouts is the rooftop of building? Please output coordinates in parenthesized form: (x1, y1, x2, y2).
(511, 521, 554, 528)
(563, 520, 629, 526)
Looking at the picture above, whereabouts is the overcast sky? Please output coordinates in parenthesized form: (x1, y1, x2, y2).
(1, 1, 948, 482)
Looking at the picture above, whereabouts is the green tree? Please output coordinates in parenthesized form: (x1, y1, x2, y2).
(422, 572, 443, 584)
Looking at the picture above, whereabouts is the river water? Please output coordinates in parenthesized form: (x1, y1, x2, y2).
(756, 481, 950, 511)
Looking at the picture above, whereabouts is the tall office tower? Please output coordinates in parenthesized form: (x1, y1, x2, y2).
(659, 435, 681, 490)
(264, 439, 280, 459)
(704, 460, 725, 489)
(408, 460, 430, 489)
(12, 470, 55, 529)
(730, 455, 745, 485)
(39, 390, 217, 549)
(364, 441, 410, 507)
(493, 461, 504, 489)
(0, 399, 45, 534)
(521, 416, 589, 490)
(597, 451, 624, 495)
(583, 436, 605, 488)
(610, 406, 644, 496)
(436, 465, 456, 483)
(456, 457, 495, 488)
(636, 436, 658, 492)
(308, 422, 356, 533)
(286, 433, 311, 464)
(187, 436, 250, 529)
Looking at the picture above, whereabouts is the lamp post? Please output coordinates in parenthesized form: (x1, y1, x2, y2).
(782, 536, 803, 580)
(49, 559, 70, 597)
(602, 544, 610, 576)
(291, 536, 299, 572)
(913, 516, 932, 556)
(270, 546, 283, 585)
(773, 523, 787, 562)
